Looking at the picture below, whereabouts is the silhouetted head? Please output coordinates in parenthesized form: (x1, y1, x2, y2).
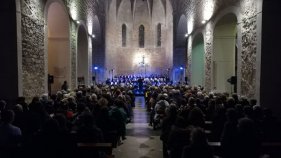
(0, 100, 6, 112)
(1, 110, 15, 123)
(190, 127, 208, 146)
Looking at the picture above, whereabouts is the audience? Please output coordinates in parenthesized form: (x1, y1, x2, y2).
(181, 127, 213, 158)
(0, 83, 280, 158)
(0, 110, 22, 158)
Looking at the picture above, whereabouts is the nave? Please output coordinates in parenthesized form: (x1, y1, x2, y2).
(113, 97, 162, 158)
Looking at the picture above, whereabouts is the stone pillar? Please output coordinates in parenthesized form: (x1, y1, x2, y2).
(240, 0, 258, 98)
(70, 22, 77, 89)
(204, 23, 214, 92)
(21, 0, 46, 101)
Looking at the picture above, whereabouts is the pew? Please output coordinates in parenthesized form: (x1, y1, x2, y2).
(208, 141, 281, 158)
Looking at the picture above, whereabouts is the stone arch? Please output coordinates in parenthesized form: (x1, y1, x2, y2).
(134, 0, 149, 20)
(76, 24, 89, 86)
(176, 14, 187, 47)
(191, 33, 205, 86)
(174, 14, 187, 83)
(213, 13, 238, 93)
(152, 0, 165, 47)
(93, 15, 102, 44)
(45, 0, 70, 94)
(117, 0, 133, 20)
(134, 0, 150, 27)
(117, 0, 133, 48)
(212, 6, 240, 28)
(92, 15, 104, 83)
(152, 0, 165, 23)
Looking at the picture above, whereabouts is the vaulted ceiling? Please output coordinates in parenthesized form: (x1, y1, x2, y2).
(66, 0, 240, 47)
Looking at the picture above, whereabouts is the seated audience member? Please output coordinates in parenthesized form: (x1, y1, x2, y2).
(154, 94, 169, 121)
(0, 100, 6, 114)
(261, 108, 281, 141)
(16, 97, 29, 112)
(188, 107, 205, 128)
(182, 127, 213, 158)
(167, 117, 191, 158)
(236, 117, 260, 158)
(220, 108, 238, 158)
(0, 110, 22, 157)
(160, 105, 178, 158)
(76, 113, 103, 143)
(96, 106, 118, 146)
(110, 98, 127, 141)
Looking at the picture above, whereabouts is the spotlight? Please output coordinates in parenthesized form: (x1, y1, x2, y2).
(76, 20, 80, 24)
(185, 33, 189, 37)
(180, 67, 184, 70)
(201, 20, 207, 24)
(92, 34, 96, 38)
(94, 66, 98, 70)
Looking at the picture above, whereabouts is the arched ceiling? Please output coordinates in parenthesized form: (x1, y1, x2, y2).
(113, 0, 166, 18)
(64, 0, 240, 47)
(66, 0, 106, 36)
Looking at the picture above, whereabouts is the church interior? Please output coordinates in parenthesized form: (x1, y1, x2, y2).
(1, 0, 281, 158)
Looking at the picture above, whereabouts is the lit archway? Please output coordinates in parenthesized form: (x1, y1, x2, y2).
(47, 2, 70, 93)
(213, 13, 237, 93)
(92, 15, 103, 82)
(174, 14, 187, 83)
(77, 25, 89, 86)
(191, 34, 205, 86)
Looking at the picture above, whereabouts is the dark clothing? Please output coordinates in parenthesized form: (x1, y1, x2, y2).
(182, 145, 213, 158)
(160, 116, 177, 158)
(61, 83, 68, 91)
(0, 123, 21, 147)
(76, 125, 104, 143)
(167, 126, 192, 158)
(221, 121, 238, 158)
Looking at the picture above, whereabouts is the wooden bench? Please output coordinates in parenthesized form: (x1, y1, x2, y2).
(208, 142, 221, 156)
(208, 141, 281, 157)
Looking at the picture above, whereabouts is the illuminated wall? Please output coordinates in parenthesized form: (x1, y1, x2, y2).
(105, 0, 173, 76)
(191, 34, 205, 86)
(184, 0, 262, 99)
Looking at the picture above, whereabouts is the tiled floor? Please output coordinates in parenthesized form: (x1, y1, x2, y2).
(113, 97, 163, 158)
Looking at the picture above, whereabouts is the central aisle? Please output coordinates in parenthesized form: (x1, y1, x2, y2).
(113, 97, 163, 158)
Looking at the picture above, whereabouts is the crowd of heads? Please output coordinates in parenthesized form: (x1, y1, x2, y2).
(144, 84, 281, 158)
(0, 83, 280, 158)
(0, 84, 136, 158)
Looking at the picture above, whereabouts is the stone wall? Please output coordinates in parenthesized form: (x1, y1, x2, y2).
(21, 0, 46, 100)
(106, 0, 173, 76)
(204, 26, 213, 92)
(181, 0, 260, 98)
(240, 0, 258, 98)
(19, 0, 106, 100)
(70, 22, 77, 89)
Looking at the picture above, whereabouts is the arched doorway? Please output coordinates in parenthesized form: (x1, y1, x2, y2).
(191, 34, 205, 86)
(92, 15, 103, 83)
(213, 13, 237, 93)
(174, 14, 187, 83)
(77, 25, 89, 86)
(47, 2, 70, 94)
